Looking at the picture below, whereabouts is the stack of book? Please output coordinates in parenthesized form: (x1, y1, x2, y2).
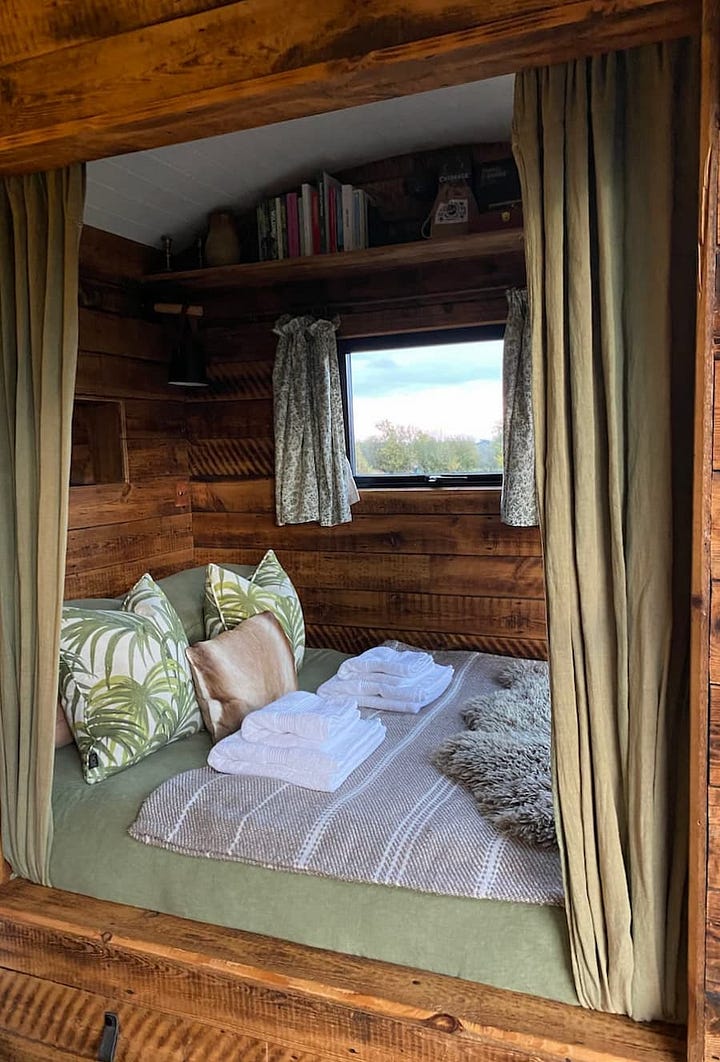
(256, 173, 371, 261)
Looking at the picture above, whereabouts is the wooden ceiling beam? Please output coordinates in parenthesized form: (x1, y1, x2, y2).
(0, 0, 699, 176)
(0, 0, 236, 66)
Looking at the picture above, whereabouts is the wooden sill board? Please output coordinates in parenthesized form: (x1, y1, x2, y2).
(140, 229, 525, 292)
(0, 879, 685, 1062)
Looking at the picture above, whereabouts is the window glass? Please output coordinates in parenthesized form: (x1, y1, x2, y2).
(342, 329, 503, 485)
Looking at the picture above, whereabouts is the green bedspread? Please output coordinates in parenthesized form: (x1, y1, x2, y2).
(50, 644, 576, 1004)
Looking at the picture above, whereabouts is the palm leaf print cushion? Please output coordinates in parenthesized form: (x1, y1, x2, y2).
(204, 551, 305, 669)
(59, 576, 202, 784)
(123, 573, 203, 734)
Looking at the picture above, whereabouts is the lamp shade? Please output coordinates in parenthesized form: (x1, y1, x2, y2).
(168, 315, 208, 387)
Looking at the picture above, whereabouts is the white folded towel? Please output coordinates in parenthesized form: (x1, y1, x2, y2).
(241, 690, 359, 746)
(316, 670, 448, 704)
(317, 662, 454, 714)
(208, 715, 386, 791)
(336, 646, 434, 680)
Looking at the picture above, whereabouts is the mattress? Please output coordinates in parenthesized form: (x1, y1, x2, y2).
(130, 647, 563, 906)
(50, 646, 577, 1004)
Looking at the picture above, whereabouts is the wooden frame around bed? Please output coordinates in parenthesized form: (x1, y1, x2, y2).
(0, 879, 686, 1062)
(0, 2, 716, 1059)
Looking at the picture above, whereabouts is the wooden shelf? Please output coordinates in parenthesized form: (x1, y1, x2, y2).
(140, 229, 524, 292)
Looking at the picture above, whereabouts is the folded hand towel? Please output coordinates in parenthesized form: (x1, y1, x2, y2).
(241, 690, 358, 746)
(317, 663, 453, 714)
(336, 646, 434, 680)
(316, 667, 450, 704)
(208, 716, 386, 791)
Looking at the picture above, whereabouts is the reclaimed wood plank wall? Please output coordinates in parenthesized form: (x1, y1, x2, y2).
(702, 73, 720, 1058)
(190, 238, 547, 658)
(65, 227, 193, 600)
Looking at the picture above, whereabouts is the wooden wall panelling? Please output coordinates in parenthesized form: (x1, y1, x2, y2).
(334, 143, 513, 248)
(189, 245, 546, 658)
(192, 511, 541, 558)
(194, 256, 523, 320)
(193, 548, 544, 596)
(0, 0, 698, 174)
(192, 480, 506, 514)
(79, 224, 161, 282)
(696, 1, 720, 1056)
(201, 295, 511, 364)
(66, 227, 192, 600)
(304, 625, 549, 660)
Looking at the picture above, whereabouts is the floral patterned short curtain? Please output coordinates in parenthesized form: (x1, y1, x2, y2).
(0, 166, 85, 882)
(273, 315, 359, 527)
(501, 288, 538, 527)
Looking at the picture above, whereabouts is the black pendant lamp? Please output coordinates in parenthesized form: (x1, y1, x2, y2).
(168, 308, 208, 388)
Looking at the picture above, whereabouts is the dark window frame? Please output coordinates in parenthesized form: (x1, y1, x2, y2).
(338, 324, 505, 490)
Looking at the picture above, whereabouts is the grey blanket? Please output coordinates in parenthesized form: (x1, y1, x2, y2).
(130, 646, 564, 905)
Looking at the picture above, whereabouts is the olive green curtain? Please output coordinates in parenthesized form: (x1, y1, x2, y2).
(0, 167, 85, 883)
(512, 40, 697, 1021)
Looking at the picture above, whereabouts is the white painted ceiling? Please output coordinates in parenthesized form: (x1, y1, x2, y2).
(84, 75, 515, 250)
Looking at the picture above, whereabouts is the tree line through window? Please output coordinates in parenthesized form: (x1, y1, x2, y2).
(339, 325, 504, 487)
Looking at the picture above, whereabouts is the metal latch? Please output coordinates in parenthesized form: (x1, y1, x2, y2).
(97, 1012, 119, 1062)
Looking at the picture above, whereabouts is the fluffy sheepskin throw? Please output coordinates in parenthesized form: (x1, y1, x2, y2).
(434, 658, 556, 849)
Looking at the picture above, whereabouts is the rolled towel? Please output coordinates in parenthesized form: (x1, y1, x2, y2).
(318, 663, 454, 714)
(208, 716, 386, 791)
(241, 690, 359, 746)
(336, 645, 434, 680)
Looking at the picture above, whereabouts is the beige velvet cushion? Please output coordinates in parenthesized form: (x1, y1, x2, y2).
(186, 611, 297, 743)
(55, 701, 74, 748)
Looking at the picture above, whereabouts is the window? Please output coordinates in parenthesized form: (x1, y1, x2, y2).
(339, 325, 504, 488)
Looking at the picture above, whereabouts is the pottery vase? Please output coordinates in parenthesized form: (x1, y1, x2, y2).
(204, 211, 241, 266)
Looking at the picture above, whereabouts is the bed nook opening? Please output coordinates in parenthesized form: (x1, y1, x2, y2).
(0, 3, 716, 1060)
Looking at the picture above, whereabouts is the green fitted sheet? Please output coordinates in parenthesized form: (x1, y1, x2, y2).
(50, 646, 577, 1005)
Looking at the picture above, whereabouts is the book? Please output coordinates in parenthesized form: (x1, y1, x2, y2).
(318, 171, 340, 252)
(275, 195, 286, 260)
(311, 187, 321, 254)
(334, 183, 343, 251)
(352, 189, 365, 249)
(341, 185, 354, 251)
(300, 183, 314, 255)
(297, 198, 305, 255)
(286, 192, 300, 259)
(256, 177, 368, 261)
(256, 202, 269, 261)
(268, 198, 278, 260)
(318, 173, 327, 253)
(322, 172, 342, 252)
(328, 182, 337, 252)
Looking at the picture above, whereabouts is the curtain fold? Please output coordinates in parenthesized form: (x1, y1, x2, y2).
(0, 166, 85, 883)
(273, 315, 359, 527)
(513, 39, 697, 1021)
(501, 288, 538, 526)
